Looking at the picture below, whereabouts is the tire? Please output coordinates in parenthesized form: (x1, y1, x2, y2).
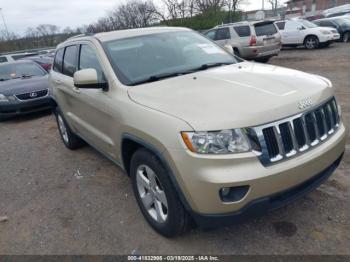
(130, 148, 190, 237)
(343, 32, 350, 43)
(255, 57, 270, 63)
(54, 107, 84, 150)
(233, 48, 240, 58)
(304, 36, 319, 49)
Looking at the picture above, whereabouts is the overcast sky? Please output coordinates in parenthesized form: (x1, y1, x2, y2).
(0, 0, 284, 35)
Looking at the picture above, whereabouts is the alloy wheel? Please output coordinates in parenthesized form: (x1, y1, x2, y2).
(136, 164, 168, 223)
(57, 115, 69, 144)
(305, 37, 317, 49)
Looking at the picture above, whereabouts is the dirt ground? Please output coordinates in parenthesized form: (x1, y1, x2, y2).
(0, 43, 349, 255)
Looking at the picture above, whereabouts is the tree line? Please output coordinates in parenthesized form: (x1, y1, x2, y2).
(0, 0, 249, 53)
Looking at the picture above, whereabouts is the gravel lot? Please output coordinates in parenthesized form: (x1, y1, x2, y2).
(0, 43, 349, 255)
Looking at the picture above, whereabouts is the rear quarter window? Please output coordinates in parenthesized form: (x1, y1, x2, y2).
(53, 48, 64, 73)
(234, 26, 251, 37)
(0, 57, 8, 63)
(254, 23, 278, 36)
(276, 22, 286, 30)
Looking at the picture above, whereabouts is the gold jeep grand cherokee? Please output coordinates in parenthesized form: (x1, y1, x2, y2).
(50, 27, 348, 237)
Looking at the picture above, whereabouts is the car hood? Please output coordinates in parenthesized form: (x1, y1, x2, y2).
(128, 62, 334, 131)
(0, 76, 49, 96)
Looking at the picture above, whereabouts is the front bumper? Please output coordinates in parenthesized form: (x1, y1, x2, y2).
(163, 122, 347, 215)
(319, 33, 340, 43)
(0, 96, 53, 119)
(192, 153, 343, 229)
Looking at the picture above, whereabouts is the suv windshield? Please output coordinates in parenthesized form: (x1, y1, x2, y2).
(0, 62, 46, 81)
(104, 31, 238, 85)
(299, 20, 318, 28)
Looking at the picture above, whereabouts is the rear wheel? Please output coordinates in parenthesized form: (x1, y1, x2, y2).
(255, 57, 270, 63)
(233, 48, 240, 58)
(54, 108, 84, 150)
(304, 36, 319, 49)
(130, 148, 190, 237)
(343, 32, 350, 43)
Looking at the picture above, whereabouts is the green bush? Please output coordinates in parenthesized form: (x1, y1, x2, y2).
(160, 10, 241, 31)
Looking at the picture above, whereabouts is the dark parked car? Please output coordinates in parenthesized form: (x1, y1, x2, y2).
(314, 17, 350, 42)
(20, 55, 53, 72)
(0, 61, 52, 120)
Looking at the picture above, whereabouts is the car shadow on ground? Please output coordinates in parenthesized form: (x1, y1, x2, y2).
(0, 110, 53, 124)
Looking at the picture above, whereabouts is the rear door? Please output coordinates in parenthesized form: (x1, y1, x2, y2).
(282, 21, 303, 44)
(253, 21, 281, 47)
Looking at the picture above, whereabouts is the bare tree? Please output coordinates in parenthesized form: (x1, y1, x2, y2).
(194, 0, 226, 13)
(267, 0, 281, 16)
(36, 24, 60, 46)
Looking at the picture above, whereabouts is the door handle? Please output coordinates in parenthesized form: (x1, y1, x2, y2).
(73, 87, 81, 94)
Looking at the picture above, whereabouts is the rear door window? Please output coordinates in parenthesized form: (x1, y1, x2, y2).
(63, 45, 78, 77)
(53, 48, 64, 73)
(234, 26, 251, 37)
(276, 22, 286, 30)
(254, 23, 278, 36)
(215, 28, 231, 40)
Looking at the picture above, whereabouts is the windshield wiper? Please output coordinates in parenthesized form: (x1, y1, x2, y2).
(197, 62, 234, 71)
(131, 70, 195, 85)
(131, 62, 234, 85)
(21, 74, 35, 78)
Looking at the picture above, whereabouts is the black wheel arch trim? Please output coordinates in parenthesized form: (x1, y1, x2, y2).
(121, 133, 194, 213)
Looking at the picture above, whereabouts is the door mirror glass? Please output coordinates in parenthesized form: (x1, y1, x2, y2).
(73, 68, 108, 90)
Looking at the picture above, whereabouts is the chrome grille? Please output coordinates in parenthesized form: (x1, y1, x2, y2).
(251, 97, 340, 166)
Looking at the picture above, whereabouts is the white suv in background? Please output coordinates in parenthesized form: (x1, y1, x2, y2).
(275, 19, 340, 49)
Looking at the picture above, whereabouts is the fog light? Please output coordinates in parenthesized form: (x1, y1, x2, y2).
(221, 187, 231, 197)
(219, 186, 249, 203)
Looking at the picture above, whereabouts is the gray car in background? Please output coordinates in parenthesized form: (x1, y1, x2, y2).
(0, 61, 52, 120)
(204, 20, 281, 62)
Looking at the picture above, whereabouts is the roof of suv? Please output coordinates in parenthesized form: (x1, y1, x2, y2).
(215, 20, 275, 28)
(61, 27, 191, 46)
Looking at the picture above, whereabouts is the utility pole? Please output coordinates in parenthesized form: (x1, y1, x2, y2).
(0, 8, 10, 40)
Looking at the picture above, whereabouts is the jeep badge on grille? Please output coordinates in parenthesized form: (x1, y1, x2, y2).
(297, 98, 313, 110)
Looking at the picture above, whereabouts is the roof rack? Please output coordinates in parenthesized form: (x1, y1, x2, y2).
(214, 21, 250, 28)
(66, 33, 95, 41)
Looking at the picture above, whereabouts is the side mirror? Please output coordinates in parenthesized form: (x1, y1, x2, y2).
(297, 26, 305, 30)
(73, 69, 108, 90)
(223, 44, 234, 54)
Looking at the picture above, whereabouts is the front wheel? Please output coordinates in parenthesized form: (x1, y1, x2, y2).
(304, 36, 319, 49)
(54, 108, 84, 150)
(343, 32, 350, 43)
(130, 148, 190, 237)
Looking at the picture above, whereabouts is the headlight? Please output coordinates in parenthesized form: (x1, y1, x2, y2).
(0, 94, 9, 102)
(321, 30, 331, 35)
(181, 129, 251, 154)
